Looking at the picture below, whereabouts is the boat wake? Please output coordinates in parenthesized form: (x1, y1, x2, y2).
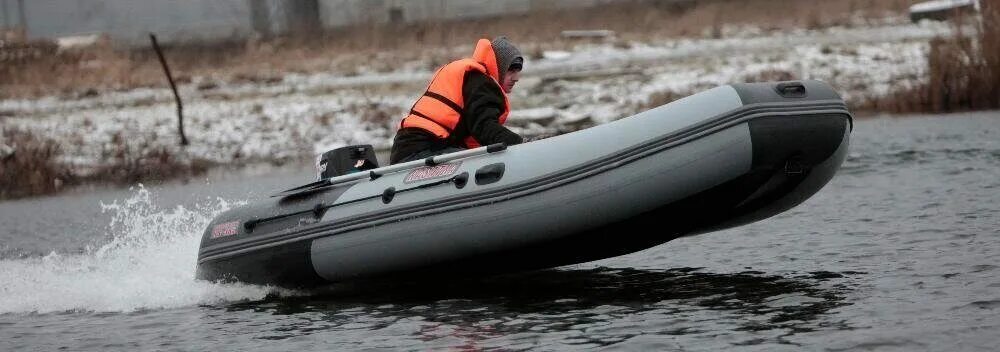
(0, 186, 289, 315)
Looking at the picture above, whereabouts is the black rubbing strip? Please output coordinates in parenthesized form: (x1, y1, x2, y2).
(408, 109, 453, 132)
(424, 91, 464, 114)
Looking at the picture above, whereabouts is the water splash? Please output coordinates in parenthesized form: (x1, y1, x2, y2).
(0, 185, 283, 315)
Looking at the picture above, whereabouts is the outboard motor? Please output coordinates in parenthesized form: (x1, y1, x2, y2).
(317, 144, 379, 179)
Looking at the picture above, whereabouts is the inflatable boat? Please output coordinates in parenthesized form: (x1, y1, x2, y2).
(196, 80, 852, 287)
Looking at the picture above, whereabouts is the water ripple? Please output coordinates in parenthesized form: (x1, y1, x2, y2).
(213, 267, 858, 348)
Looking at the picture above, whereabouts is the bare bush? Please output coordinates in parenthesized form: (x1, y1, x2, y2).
(860, 2, 1000, 113)
(742, 69, 798, 83)
(91, 141, 210, 185)
(0, 127, 213, 199)
(642, 90, 690, 111)
(0, 128, 72, 199)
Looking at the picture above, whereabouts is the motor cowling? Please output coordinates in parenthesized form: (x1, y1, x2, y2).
(317, 144, 379, 179)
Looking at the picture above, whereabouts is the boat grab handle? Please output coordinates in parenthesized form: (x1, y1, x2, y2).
(271, 143, 506, 197)
(248, 171, 472, 231)
(369, 143, 504, 180)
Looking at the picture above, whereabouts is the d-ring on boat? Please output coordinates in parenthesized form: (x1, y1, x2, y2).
(196, 80, 853, 287)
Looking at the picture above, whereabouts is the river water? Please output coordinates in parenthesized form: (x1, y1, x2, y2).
(1, 111, 998, 351)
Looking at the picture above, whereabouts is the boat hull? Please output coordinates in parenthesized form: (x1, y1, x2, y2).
(196, 80, 852, 287)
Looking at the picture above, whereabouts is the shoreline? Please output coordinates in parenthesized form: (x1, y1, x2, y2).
(3, 4, 998, 200)
(5, 109, 999, 202)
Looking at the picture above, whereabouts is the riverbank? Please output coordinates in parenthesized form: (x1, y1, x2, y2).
(2, 111, 999, 350)
(2, 0, 997, 200)
(0, 0, 917, 100)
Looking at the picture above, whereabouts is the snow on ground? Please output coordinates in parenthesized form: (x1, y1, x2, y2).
(0, 20, 954, 171)
(3, 91, 412, 169)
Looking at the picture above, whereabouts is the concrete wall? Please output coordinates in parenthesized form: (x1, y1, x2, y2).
(248, 0, 322, 37)
(317, 0, 620, 27)
(5, 0, 251, 44)
(0, 0, 628, 45)
(0, 0, 17, 29)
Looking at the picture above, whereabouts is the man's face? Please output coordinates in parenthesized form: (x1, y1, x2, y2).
(502, 69, 520, 93)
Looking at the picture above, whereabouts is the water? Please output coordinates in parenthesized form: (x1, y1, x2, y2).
(2, 112, 999, 351)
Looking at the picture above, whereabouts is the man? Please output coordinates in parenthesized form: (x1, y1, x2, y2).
(389, 36, 524, 164)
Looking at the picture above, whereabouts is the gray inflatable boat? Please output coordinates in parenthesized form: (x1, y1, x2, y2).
(196, 80, 852, 287)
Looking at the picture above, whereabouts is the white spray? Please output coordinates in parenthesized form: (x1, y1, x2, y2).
(0, 186, 286, 315)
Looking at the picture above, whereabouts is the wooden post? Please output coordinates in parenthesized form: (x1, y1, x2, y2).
(149, 33, 189, 146)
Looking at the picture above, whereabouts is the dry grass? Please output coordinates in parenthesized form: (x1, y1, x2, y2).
(640, 68, 800, 110)
(641, 90, 693, 112)
(0, 128, 70, 199)
(742, 69, 799, 83)
(91, 133, 213, 184)
(0, 128, 212, 200)
(0, 0, 918, 99)
(860, 0, 1000, 113)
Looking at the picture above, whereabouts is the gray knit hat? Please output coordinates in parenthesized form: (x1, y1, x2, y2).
(491, 36, 523, 81)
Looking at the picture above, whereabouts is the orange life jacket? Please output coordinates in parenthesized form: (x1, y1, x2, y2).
(399, 39, 511, 148)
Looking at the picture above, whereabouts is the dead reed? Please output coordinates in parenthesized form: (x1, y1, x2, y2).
(90, 137, 212, 185)
(860, 0, 1000, 113)
(0, 128, 70, 199)
(0, 128, 212, 200)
